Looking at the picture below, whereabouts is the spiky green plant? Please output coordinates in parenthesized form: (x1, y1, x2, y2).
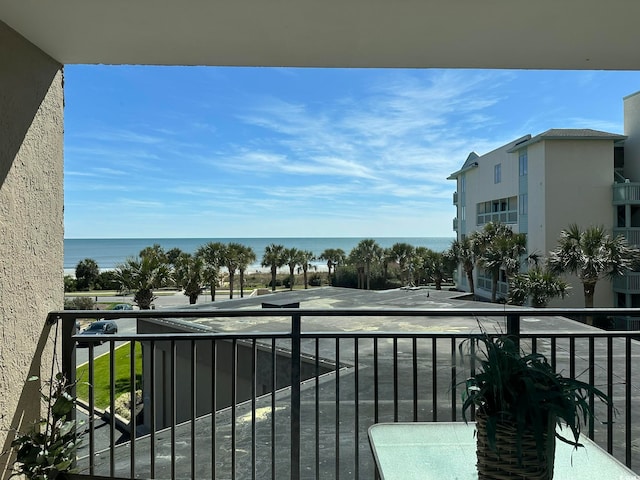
(460, 331, 611, 462)
(9, 373, 82, 479)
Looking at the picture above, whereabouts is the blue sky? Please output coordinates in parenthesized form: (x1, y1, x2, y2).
(64, 67, 640, 239)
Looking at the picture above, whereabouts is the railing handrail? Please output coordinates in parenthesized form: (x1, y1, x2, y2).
(48, 306, 640, 322)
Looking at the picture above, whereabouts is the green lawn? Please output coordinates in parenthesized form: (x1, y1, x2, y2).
(76, 342, 142, 410)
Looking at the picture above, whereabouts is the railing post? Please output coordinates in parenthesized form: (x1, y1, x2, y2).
(57, 313, 77, 466)
(290, 313, 301, 480)
(59, 314, 77, 403)
(506, 313, 520, 348)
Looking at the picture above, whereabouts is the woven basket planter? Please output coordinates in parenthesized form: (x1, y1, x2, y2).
(476, 413, 556, 480)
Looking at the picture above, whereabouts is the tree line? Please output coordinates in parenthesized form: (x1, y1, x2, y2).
(67, 240, 457, 309)
(451, 222, 640, 309)
(67, 222, 640, 310)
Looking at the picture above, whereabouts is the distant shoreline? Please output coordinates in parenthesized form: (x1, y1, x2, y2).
(64, 236, 454, 271)
(64, 264, 330, 278)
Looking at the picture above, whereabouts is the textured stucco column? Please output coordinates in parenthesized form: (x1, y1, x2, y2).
(0, 21, 64, 478)
(624, 91, 640, 182)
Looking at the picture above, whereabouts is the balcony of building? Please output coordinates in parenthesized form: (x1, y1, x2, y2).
(452, 217, 458, 231)
(49, 291, 640, 480)
(613, 182, 640, 205)
(613, 272, 640, 294)
(613, 227, 640, 247)
(453, 191, 458, 205)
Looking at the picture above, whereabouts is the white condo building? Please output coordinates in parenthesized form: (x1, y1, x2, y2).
(449, 91, 640, 308)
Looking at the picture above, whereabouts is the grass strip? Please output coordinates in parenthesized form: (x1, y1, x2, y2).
(76, 342, 142, 410)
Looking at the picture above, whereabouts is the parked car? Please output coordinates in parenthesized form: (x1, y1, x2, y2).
(77, 320, 118, 346)
(112, 303, 133, 311)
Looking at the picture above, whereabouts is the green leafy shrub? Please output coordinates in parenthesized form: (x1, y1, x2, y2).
(308, 273, 322, 286)
(64, 297, 95, 310)
(95, 270, 121, 290)
(63, 275, 77, 293)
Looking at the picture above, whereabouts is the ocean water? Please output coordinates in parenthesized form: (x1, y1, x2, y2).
(64, 237, 455, 271)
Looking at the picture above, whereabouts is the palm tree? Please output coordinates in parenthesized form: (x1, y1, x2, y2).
(298, 250, 316, 289)
(548, 224, 640, 308)
(451, 236, 478, 294)
(139, 243, 167, 263)
(75, 258, 100, 291)
(475, 222, 527, 302)
(166, 247, 184, 266)
(381, 247, 395, 285)
(236, 245, 256, 298)
(173, 252, 205, 304)
(350, 239, 382, 290)
(508, 266, 570, 307)
(319, 248, 346, 282)
(389, 242, 415, 286)
(284, 247, 301, 291)
(196, 242, 226, 301)
(410, 247, 429, 286)
(114, 255, 170, 309)
(224, 242, 245, 299)
(262, 243, 286, 291)
(423, 249, 456, 290)
(347, 248, 366, 289)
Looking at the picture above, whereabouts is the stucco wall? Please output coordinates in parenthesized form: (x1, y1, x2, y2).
(543, 139, 615, 307)
(624, 91, 640, 182)
(0, 21, 64, 477)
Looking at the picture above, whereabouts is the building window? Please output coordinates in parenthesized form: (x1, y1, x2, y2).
(477, 196, 518, 225)
(461, 205, 466, 221)
(519, 194, 528, 215)
(519, 150, 528, 176)
(494, 164, 501, 183)
(460, 174, 466, 193)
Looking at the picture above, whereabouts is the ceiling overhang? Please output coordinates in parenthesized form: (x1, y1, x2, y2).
(1, 0, 639, 69)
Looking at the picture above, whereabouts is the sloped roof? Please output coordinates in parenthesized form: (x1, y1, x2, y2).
(507, 129, 626, 152)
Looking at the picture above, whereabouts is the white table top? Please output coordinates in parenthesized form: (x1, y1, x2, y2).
(368, 422, 638, 480)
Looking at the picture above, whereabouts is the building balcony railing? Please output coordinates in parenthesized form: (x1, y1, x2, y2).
(51, 307, 640, 480)
(453, 191, 458, 204)
(613, 227, 640, 247)
(453, 217, 458, 230)
(613, 182, 640, 205)
(613, 271, 640, 293)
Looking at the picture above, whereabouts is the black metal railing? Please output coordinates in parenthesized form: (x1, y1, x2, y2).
(50, 307, 640, 479)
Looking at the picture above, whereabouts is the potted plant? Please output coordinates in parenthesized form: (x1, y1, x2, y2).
(460, 331, 611, 479)
(8, 372, 82, 479)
